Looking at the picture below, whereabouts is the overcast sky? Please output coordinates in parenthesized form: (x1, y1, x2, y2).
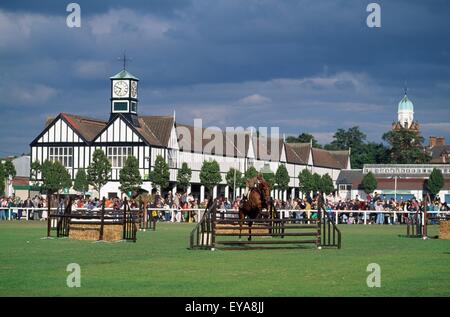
(1, 0, 449, 156)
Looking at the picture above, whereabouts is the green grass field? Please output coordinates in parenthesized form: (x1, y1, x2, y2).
(0, 221, 449, 296)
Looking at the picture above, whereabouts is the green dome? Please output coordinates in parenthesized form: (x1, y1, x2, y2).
(110, 69, 139, 80)
(398, 94, 413, 112)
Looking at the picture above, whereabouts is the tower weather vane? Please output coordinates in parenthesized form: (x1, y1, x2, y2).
(117, 52, 132, 70)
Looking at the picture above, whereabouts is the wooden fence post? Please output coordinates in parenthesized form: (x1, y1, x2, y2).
(99, 198, 105, 241)
(316, 193, 323, 248)
(211, 200, 216, 249)
(47, 194, 51, 237)
(123, 197, 127, 240)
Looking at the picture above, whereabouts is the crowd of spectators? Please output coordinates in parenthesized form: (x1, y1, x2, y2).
(1, 191, 449, 224)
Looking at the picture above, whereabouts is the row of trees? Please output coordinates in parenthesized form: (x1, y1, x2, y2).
(31, 150, 111, 197)
(287, 126, 431, 169)
(31, 149, 144, 198)
(31, 149, 338, 199)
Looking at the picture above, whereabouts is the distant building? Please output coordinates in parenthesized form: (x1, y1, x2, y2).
(390, 90, 449, 164)
(428, 136, 450, 164)
(337, 164, 450, 203)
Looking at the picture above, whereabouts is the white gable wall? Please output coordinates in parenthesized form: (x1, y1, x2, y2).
(37, 118, 82, 144)
(95, 117, 143, 143)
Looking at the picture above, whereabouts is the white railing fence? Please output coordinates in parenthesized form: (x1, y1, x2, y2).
(0, 206, 448, 225)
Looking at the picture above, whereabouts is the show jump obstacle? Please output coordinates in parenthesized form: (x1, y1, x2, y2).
(189, 197, 341, 250)
(405, 194, 450, 240)
(47, 197, 138, 242)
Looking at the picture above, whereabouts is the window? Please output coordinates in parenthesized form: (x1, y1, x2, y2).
(107, 147, 133, 168)
(131, 102, 137, 113)
(339, 184, 351, 191)
(113, 101, 128, 112)
(49, 147, 73, 168)
(248, 158, 255, 167)
(168, 149, 177, 168)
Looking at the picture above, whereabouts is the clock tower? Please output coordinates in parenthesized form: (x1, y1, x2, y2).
(110, 68, 139, 126)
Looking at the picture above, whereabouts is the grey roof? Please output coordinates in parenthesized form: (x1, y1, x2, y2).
(110, 69, 139, 80)
(336, 169, 363, 185)
(311, 148, 349, 169)
(285, 143, 310, 164)
(430, 145, 450, 163)
(139, 115, 174, 147)
(37, 111, 348, 170)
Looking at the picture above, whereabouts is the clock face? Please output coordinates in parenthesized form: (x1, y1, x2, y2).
(113, 80, 129, 97)
(130, 81, 137, 98)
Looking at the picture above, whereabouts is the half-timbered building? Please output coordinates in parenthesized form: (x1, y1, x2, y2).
(30, 68, 350, 200)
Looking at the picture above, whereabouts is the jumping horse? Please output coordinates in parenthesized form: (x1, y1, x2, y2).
(238, 175, 272, 241)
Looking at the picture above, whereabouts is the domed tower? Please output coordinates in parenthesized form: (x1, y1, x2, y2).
(392, 89, 419, 132)
(398, 93, 414, 128)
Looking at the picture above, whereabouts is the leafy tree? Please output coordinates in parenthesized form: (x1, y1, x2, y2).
(30, 161, 41, 183)
(275, 164, 290, 192)
(323, 127, 391, 169)
(298, 169, 313, 197)
(0, 160, 17, 195)
(87, 149, 112, 197)
(351, 142, 389, 169)
(0, 163, 5, 196)
(0, 159, 35, 195)
(119, 156, 142, 196)
(73, 169, 89, 195)
(320, 173, 335, 195)
(3, 160, 16, 179)
(225, 168, 244, 191)
(427, 168, 444, 198)
(382, 128, 430, 164)
(261, 171, 275, 189)
(200, 160, 222, 194)
(41, 160, 72, 195)
(326, 126, 366, 150)
(361, 172, 377, 194)
(148, 155, 170, 191)
(311, 173, 322, 194)
(177, 162, 192, 193)
(286, 133, 322, 148)
(244, 166, 258, 181)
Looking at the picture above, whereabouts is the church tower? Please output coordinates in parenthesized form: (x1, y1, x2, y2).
(110, 67, 139, 127)
(392, 89, 419, 132)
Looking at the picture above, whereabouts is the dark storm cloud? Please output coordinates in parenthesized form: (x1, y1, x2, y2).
(1, 0, 191, 17)
(0, 0, 449, 155)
